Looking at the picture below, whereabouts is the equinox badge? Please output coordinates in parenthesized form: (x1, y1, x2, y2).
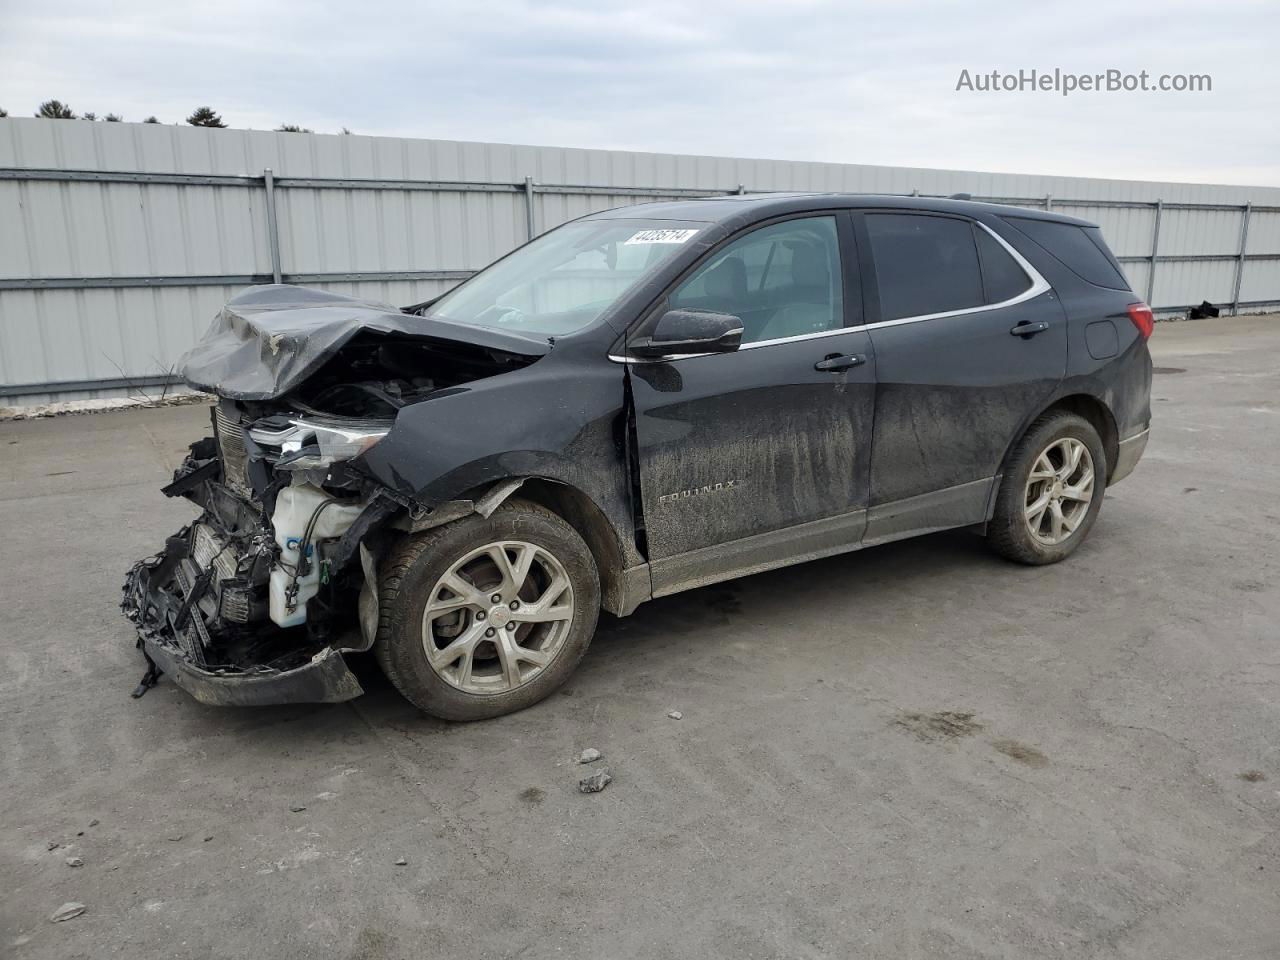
(658, 480, 740, 504)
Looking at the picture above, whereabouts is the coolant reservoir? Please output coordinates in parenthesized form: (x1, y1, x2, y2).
(269, 482, 365, 628)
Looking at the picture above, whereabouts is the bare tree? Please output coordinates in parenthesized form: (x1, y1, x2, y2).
(36, 99, 76, 119)
(105, 114, 123, 122)
(0, 108, 8, 118)
(276, 123, 312, 133)
(143, 116, 160, 124)
(186, 106, 226, 127)
(83, 112, 98, 121)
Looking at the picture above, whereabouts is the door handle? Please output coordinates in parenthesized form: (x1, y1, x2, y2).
(1010, 321, 1050, 338)
(815, 353, 866, 372)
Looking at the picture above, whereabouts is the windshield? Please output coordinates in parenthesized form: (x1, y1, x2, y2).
(426, 219, 707, 337)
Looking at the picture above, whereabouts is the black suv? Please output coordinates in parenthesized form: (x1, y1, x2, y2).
(124, 193, 1152, 719)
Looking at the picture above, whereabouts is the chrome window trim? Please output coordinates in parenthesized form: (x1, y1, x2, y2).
(739, 325, 862, 351)
(609, 220, 1052, 363)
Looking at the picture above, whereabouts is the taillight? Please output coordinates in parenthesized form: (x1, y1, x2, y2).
(1127, 302, 1155, 340)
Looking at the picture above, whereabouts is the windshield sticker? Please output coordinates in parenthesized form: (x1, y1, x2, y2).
(624, 228, 700, 245)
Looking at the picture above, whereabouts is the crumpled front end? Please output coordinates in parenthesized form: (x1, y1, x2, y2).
(122, 547, 366, 706)
(123, 538, 365, 706)
(121, 285, 548, 706)
(121, 416, 401, 705)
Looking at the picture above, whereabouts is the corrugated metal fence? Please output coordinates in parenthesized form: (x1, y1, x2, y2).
(3, 118, 1279, 403)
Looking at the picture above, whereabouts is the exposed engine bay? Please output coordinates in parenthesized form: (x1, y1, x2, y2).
(123, 400, 403, 704)
(286, 332, 539, 418)
(121, 285, 546, 705)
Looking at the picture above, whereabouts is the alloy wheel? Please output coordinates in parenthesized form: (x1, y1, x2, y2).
(421, 541, 574, 694)
(1024, 437, 1095, 545)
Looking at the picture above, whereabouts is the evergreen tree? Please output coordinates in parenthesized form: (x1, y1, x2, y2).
(186, 106, 226, 127)
(36, 99, 76, 119)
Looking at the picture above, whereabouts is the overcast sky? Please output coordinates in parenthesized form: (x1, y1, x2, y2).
(2, 0, 1277, 186)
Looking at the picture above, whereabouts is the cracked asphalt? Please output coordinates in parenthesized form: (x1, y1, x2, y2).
(2, 315, 1277, 959)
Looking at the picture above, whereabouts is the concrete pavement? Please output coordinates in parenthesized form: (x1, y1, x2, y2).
(2, 315, 1278, 959)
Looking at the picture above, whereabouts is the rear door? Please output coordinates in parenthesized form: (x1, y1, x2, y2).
(625, 214, 877, 594)
(854, 211, 1067, 542)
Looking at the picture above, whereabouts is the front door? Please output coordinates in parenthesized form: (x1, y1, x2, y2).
(855, 211, 1067, 542)
(625, 214, 877, 595)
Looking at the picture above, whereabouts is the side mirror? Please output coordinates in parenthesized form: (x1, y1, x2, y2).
(629, 309, 744, 359)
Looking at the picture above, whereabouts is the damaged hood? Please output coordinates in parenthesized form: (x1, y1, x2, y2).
(180, 284, 551, 400)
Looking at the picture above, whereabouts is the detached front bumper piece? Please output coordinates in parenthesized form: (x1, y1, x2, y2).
(122, 526, 364, 706)
(138, 638, 362, 707)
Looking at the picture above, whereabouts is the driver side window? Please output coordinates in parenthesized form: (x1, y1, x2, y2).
(668, 216, 844, 344)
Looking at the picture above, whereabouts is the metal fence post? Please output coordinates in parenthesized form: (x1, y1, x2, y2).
(1231, 202, 1252, 316)
(1044, 194, 1052, 211)
(263, 168, 282, 284)
(1146, 199, 1163, 305)
(523, 176, 537, 241)
(736, 183, 746, 195)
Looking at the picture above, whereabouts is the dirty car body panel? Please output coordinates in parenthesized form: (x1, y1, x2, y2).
(123, 194, 1151, 707)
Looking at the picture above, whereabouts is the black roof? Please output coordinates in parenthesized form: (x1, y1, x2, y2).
(584, 192, 1096, 228)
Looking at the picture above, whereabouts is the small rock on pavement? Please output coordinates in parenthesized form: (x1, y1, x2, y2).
(50, 903, 86, 923)
(65, 856, 84, 868)
(579, 770, 613, 794)
(394, 857, 407, 866)
(667, 710, 683, 720)
(88, 819, 99, 827)
(289, 804, 307, 813)
(167, 834, 183, 842)
(46, 840, 59, 851)
(578, 747, 602, 764)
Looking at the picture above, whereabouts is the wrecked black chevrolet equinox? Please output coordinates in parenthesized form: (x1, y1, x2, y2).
(123, 193, 1152, 719)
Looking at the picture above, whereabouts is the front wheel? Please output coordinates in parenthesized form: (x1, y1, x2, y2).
(987, 412, 1107, 565)
(374, 498, 600, 721)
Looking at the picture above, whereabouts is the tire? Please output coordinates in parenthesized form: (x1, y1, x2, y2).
(986, 411, 1107, 565)
(374, 497, 600, 721)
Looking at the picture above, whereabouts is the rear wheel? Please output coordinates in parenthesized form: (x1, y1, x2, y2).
(375, 498, 600, 721)
(987, 412, 1106, 565)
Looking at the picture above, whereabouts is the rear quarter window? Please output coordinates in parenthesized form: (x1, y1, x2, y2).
(1005, 217, 1131, 291)
(975, 228, 1033, 303)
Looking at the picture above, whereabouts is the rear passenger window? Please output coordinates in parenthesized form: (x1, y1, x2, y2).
(975, 228, 1032, 303)
(1005, 217, 1130, 290)
(866, 214, 984, 321)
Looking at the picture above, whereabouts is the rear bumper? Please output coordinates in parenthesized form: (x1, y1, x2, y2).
(1110, 427, 1149, 485)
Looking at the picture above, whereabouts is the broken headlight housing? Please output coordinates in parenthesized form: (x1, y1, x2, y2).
(248, 417, 392, 471)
